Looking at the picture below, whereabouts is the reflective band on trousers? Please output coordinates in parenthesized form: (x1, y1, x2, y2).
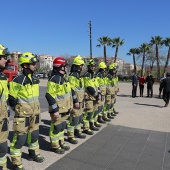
(0, 155, 7, 165)
(28, 141, 39, 150)
(10, 148, 22, 156)
(18, 96, 39, 103)
(0, 94, 6, 101)
(75, 87, 84, 91)
(55, 92, 71, 101)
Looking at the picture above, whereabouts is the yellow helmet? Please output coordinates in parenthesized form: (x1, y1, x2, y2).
(19, 52, 39, 65)
(73, 55, 84, 65)
(0, 44, 10, 56)
(98, 62, 107, 69)
(108, 63, 114, 70)
(113, 62, 119, 69)
(86, 58, 96, 66)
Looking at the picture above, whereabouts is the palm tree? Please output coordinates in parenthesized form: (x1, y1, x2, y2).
(150, 36, 164, 79)
(163, 37, 170, 73)
(111, 37, 124, 63)
(96, 36, 111, 64)
(127, 48, 140, 73)
(139, 43, 151, 76)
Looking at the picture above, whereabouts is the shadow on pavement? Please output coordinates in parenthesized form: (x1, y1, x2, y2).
(134, 102, 164, 108)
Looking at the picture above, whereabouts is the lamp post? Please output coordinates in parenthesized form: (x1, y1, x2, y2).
(88, 21, 92, 58)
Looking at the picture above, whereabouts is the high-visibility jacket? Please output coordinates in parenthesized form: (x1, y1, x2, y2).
(46, 73, 74, 114)
(8, 70, 40, 117)
(83, 71, 99, 101)
(68, 72, 85, 103)
(95, 71, 106, 96)
(105, 73, 115, 95)
(0, 72, 8, 121)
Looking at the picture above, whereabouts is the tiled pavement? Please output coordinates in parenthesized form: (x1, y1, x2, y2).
(46, 125, 170, 170)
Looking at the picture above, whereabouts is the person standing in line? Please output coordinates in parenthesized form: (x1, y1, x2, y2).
(138, 72, 146, 97)
(82, 59, 101, 135)
(9, 52, 45, 170)
(146, 71, 154, 98)
(67, 56, 86, 145)
(132, 71, 138, 98)
(160, 72, 170, 107)
(45, 57, 74, 154)
(159, 73, 166, 98)
(0, 44, 10, 170)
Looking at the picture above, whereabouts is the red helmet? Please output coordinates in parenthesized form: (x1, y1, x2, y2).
(53, 57, 66, 67)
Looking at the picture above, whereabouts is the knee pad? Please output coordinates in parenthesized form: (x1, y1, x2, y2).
(53, 123, 62, 134)
(86, 112, 93, 121)
(70, 116, 79, 126)
(13, 134, 27, 149)
(78, 114, 83, 123)
(0, 141, 7, 157)
(61, 121, 67, 131)
(29, 130, 39, 143)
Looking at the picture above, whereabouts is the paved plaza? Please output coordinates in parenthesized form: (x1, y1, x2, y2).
(7, 80, 170, 170)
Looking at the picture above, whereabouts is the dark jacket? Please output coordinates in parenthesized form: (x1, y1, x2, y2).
(132, 74, 138, 86)
(160, 77, 170, 93)
(146, 75, 154, 86)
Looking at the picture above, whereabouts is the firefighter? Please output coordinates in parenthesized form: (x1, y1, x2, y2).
(104, 63, 116, 120)
(67, 55, 86, 144)
(95, 62, 108, 124)
(0, 44, 10, 170)
(9, 52, 45, 170)
(45, 57, 74, 154)
(82, 59, 101, 135)
(112, 63, 119, 115)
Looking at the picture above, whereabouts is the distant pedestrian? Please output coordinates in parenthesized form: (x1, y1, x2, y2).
(138, 72, 146, 97)
(132, 71, 138, 98)
(159, 73, 166, 98)
(146, 71, 154, 97)
(160, 72, 170, 107)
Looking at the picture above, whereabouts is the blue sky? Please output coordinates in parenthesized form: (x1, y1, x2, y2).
(1, 0, 170, 63)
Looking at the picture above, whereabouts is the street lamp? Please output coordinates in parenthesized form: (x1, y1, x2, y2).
(88, 21, 92, 58)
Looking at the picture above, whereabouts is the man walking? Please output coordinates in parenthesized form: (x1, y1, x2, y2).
(146, 71, 154, 97)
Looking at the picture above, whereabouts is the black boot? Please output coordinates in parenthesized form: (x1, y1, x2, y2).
(113, 108, 119, 114)
(82, 129, 94, 135)
(51, 147, 65, 154)
(74, 129, 86, 139)
(68, 137, 78, 144)
(28, 154, 45, 163)
(60, 143, 70, 151)
(111, 112, 116, 117)
(28, 150, 45, 163)
(90, 122, 99, 131)
(107, 113, 114, 119)
(102, 116, 111, 122)
(94, 122, 102, 127)
(98, 115, 106, 124)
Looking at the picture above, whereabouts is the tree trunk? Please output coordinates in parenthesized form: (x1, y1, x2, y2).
(133, 54, 136, 73)
(156, 45, 160, 79)
(104, 45, 106, 64)
(164, 47, 170, 73)
(141, 53, 145, 76)
(114, 47, 118, 63)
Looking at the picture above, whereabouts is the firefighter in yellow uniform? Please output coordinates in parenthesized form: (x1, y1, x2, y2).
(112, 63, 119, 115)
(83, 59, 101, 135)
(67, 56, 86, 144)
(45, 57, 73, 154)
(0, 44, 10, 170)
(9, 52, 45, 170)
(95, 62, 110, 124)
(104, 63, 116, 120)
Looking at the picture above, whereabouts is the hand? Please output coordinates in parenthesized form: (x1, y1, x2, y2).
(97, 94, 101, 100)
(53, 112, 59, 119)
(84, 92, 89, 99)
(74, 102, 80, 109)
